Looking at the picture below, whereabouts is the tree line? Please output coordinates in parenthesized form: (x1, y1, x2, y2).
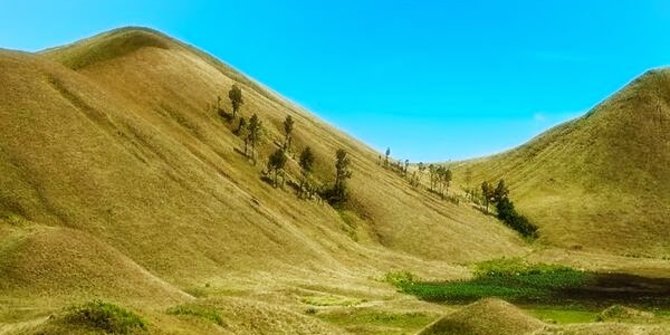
(381, 148, 454, 201)
(381, 147, 537, 238)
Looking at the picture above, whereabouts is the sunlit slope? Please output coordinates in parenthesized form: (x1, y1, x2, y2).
(454, 70, 670, 256)
(0, 27, 525, 303)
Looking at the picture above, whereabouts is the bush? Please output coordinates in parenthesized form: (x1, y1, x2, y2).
(167, 304, 226, 326)
(384, 271, 417, 287)
(65, 300, 146, 334)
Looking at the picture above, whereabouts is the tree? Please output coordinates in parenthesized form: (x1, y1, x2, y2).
(234, 116, 247, 136)
(417, 162, 425, 184)
(481, 181, 493, 213)
(493, 179, 509, 203)
(298, 146, 316, 198)
(245, 114, 262, 163)
(228, 84, 243, 118)
(299, 146, 315, 176)
(332, 149, 353, 203)
(283, 115, 295, 150)
(442, 168, 453, 196)
(266, 147, 287, 187)
(384, 147, 391, 167)
(404, 159, 410, 175)
(428, 164, 436, 191)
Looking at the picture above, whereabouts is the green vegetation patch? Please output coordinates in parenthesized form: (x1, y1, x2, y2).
(64, 300, 147, 334)
(167, 304, 226, 327)
(390, 259, 670, 311)
(388, 258, 593, 304)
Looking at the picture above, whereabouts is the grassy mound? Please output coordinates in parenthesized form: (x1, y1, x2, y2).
(419, 298, 545, 335)
(0, 225, 187, 302)
(63, 300, 146, 334)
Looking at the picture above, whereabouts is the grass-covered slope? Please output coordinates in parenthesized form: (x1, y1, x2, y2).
(454, 70, 670, 256)
(0, 27, 526, 311)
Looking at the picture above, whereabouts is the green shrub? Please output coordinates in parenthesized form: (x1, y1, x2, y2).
(384, 271, 417, 287)
(65, 300, 146, 334)
(496, 198, 538, 238)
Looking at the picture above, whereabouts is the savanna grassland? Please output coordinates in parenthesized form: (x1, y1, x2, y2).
(1, 27, 670, 335)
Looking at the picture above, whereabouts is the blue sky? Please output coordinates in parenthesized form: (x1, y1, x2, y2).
(2, 1, 670, 161)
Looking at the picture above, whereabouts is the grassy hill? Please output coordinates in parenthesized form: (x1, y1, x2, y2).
(0, 27, 530, 333)
(454, 69, 670, 257)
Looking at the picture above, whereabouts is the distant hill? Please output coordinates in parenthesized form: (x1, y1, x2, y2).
(454, 69, 670, 256)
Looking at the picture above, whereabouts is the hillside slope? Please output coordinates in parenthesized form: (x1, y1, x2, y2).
(454, 70, 670, 256)
(0, 27, 525, 308)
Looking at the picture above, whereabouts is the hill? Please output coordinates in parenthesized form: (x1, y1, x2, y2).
(0, 27, 528, 333)
(454, 70, 670, 257)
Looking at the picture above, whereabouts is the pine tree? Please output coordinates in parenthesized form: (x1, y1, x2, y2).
(245, 114, 262, 163)
(283, 115, 295, 150)
(299, 146, 315, 198)
(333, 149, 353, 203)
(228, 84, 243, 118)
(384, 147, 391, 167)
(267, 148, 287, 187)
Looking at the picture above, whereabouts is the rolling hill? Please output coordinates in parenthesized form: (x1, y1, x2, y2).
(454, 69, 670, 256)
(0, 27, 528, 333)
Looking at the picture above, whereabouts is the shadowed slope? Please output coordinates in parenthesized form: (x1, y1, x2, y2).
(454, 70, 670, 256)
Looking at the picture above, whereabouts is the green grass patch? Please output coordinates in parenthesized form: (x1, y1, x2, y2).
(167, 304, 226, 327)
(388, 258, 593, 303)
(64, 300, 146, 334)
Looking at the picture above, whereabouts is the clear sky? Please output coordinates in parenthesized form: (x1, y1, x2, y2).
(2, 1, 670, 161)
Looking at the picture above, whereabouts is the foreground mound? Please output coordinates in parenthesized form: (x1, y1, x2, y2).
(0, 225, 188, 303)
(418, 298, 545, 335)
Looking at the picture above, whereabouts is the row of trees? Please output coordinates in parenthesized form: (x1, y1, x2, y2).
(382, 148, 453, 200)
(220, 84, 353, 205)
(381, 146, 536, 238)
